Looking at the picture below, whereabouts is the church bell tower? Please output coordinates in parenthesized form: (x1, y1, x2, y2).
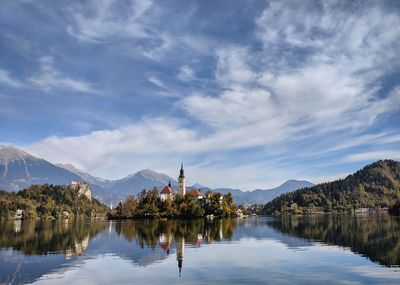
(178, 163, 186, 196)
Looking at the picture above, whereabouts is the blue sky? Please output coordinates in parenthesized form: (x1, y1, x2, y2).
(1, 0, 400, 190)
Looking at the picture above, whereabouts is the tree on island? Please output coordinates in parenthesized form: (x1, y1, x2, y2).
(110, 188, 236, 219)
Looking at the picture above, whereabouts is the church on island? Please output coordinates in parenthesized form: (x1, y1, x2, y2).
(159, 163, 204, 202)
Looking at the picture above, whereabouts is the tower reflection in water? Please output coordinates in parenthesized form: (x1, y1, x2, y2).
(156, 220, 227, 277)
(176, 237, 184, 277)
(158, 233, 185, 276)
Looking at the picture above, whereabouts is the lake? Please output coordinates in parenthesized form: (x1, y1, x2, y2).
(1, 215, 400, 284)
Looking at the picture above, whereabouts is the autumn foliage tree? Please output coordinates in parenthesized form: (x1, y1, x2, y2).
(110, 188, 236, 219)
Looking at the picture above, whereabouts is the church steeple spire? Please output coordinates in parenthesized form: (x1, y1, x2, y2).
(179, 162, 185, 178)
(178, 162, 186, 196)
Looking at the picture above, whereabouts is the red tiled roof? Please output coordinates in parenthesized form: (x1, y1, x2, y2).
(160, 185, 173, 194)
(186, 189, 203, 196)
(160, 242, 170, 251)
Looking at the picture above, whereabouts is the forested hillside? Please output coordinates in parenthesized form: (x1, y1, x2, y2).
(262, 160, 400, 215)
(0, 184, 109, 219)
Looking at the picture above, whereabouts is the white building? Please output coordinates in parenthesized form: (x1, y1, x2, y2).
(160, 182, 174, 201)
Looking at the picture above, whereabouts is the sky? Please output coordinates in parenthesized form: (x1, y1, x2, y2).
(1, 0, 400, 190)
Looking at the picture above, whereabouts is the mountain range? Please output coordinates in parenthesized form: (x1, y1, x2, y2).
(0, 145, 313, 205)
(214, 179, 314, 205)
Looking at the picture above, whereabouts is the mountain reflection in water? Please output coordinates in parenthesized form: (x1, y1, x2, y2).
(1, 215, 400, 285)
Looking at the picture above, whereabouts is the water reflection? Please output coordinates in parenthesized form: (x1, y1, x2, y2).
(176, 236, 184, 276)
(113, 219, 237, 275)
(0, 216, 399, 284)
(14, 220, 22, 233)
(0, 220, 107, 285)
(268, 214, 400, 267)
(0, 219, 105, 257)
(115, 219, 236, 246)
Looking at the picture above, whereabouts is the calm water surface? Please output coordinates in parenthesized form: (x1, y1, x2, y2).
(1, 215, 400, 285)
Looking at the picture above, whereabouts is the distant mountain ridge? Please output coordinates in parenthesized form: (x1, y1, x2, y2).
(215, 179, 314, 205)
(0, 145, 313, 205)
(0, 145, 82, 191)
(56, 163, 111, 188)
(109, 169, 178, 197)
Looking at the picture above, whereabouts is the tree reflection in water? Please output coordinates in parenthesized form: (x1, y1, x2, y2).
(268, 214, 400, 267)
(1, 215, 400, 285)
(114, 219, 238, 275)
(0, 219, 106, 257)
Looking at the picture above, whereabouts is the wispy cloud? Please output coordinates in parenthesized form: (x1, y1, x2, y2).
(181, 1, 400, 153)
(24, 117, 304, 188)
(25, 118, 195, 178)
(0, 68, 24, 88)
(29, 56, 95, 93)
(344, 151, 400, 163)
(2, 0, 400, 188)
(177, 65, 195, 81)
(324, 132, 400, 153)
(66, 0, 153, 43)
(215, 46, 256, 86)
(64, 0, 176, 61)
(147, 75, 166, 89)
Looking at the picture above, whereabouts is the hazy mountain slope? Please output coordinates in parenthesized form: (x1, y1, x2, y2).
(191, 183, 205, 188)
(0, 146, 112, 202)
(248, 180, 315, 204)
(56, 163, 112, 189)
(0, 146, 179, 203)
(57, 165, 180, 203)
(0, 145, 82, 191)
(0, 145, 314, 205)
(109, 169, 178, 196)
(262, 160, 400, 214)
(215, 180, 314, 205)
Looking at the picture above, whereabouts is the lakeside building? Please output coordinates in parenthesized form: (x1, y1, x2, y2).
(160, 182, 174, 201)
(355, 207, 389, 214)
(186, 189, 204, 200)
(159, 163, 205, 201)
(70, 181, 92, 201)
(205, 192, 223, 205)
